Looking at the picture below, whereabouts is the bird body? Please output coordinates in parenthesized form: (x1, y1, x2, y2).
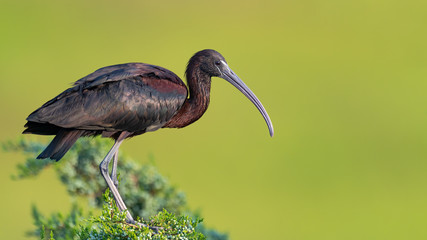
(25, 63, 187, 132)
(23, 49, 274, 224)
(24, 63, 189, 159)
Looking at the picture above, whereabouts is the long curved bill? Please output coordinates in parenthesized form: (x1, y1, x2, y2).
(221, 66, 274, 137)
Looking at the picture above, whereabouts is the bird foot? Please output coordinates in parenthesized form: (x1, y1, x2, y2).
(126, 219, 163, 233)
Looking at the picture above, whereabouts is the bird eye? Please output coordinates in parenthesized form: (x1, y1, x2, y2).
(214, 61, 221, 66)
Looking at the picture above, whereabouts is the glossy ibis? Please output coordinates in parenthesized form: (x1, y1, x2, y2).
(23, 49, 274, 223)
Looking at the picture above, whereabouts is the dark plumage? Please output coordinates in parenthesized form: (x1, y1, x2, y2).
(23, 49, 274, 224)
(24, 63, 187, 159)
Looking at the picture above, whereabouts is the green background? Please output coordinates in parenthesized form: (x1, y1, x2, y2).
(1, 0, 427, 239)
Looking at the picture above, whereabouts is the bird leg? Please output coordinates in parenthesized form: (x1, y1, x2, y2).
(100, 132, 161, 232)
(111, 151, 119, 190)
(99, 132, 134, 222)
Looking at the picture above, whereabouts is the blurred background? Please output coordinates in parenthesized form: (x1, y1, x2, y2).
(1, 0, 427, 239)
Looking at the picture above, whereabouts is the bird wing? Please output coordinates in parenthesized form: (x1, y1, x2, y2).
(26, 63, 188, 133)
(73, 63, 185, 88)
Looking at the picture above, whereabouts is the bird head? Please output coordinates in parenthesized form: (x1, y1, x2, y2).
(190, 49, 274, 137)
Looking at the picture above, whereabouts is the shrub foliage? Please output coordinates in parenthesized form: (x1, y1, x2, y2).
(3, 137, 228, 240)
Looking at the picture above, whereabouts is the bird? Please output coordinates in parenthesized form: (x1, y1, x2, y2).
(23, 49, 274, 224)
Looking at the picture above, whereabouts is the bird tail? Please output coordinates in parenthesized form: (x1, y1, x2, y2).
(37, 129, 84, 161)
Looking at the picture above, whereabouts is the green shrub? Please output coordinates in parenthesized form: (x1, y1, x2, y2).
(3, 137, 228, 240)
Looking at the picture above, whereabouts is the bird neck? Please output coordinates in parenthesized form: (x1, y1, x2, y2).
(164, 67, 211, 128)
